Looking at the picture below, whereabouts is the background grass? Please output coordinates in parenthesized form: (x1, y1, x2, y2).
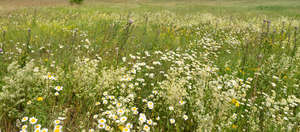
(1, 0, 300, 18)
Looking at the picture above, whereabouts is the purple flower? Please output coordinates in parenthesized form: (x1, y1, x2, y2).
(0, 48, 2, 53)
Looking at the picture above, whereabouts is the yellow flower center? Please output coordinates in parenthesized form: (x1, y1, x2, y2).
(31, 119, 36, 123)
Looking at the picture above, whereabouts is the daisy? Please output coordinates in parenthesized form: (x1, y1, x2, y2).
(147, 101, 154, 109)
(139, 113, 146, 123)
(34, 128, 41, 132)
(103, 100, 108, 104)
(170, 118, 175, 124)
(131, 107, 138, 112)
(29, 117, 38, 124)
(47, 74, 56, 80)
(116, 103, 122, 107)
(122, 127, 130, 132)
(93, 114, 98, 119)
(133, 111, 138, 115)
(117, 109, 125, 115)
(183, 115, 188, 120)
(147, 119, 153, 125)
(112, 115, 118, 120)
(152, 91, 158, 95)
(120, 116, 127, 123)
(34, 124, 41, 129)
(108, 96, 115, 100)
(156, 116, 160, 120)
(169, 106, 174, 111)
(55, 86, 63, 91)
(104, 111, 111, 115)
(89, 129, 95, 132)
(21, 125, 28, 130)
(95, 102, 100, 106)
(126, 123, 133, 128)
(103, 91, 108, 96)
(105, 125, 111, 131)
(54, 120, 61, 125)
(54, 125, 62, 129)
(53, 128, 62, 132)
(143, 125, 150, 131)
(21, 117, 28, 122)
(41, 128, 48, 132)
(98, 118, 106, 124)
(179, 100, 186, 105)
(98, 123, 105, 129)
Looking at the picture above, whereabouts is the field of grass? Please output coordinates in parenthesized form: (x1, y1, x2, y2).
(0, 0, 300, 131)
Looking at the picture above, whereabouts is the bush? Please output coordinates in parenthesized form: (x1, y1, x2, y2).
(69, 0, 84, 5)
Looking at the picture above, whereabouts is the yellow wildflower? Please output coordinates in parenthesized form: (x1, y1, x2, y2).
(235, 102, 240, 107)
(118, 125, 125, 131)
(225, 67, 230, 71)
(37, 97, 43, 101)
(231, 98, 237, 104)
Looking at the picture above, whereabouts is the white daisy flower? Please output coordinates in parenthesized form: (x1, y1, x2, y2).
(54, 120, 61, 125)
(34, 124, 41, 129)
(117, 109, 125, 115)
(122, 127, 130, 132)
(120, 116, 127, 123)
(103, 100, 108, 104)
(183, 115, 188, 120)
(98, 118, 106, 124)
(41, 128, 48, 132)
(139, 113, 146, 123)
(21, 125, 28, 130)
(54, 86, 63, 91)
(29, 117, 38, 124)
(170, 118, 175, 124)
(34, 128, 41, 132)
(131, 107, 138, 112)
(126, 123, 133, 128)
(143, 125, 150, 131)
(156, 116, 160, 120)
(179, 100, 186, 105)
(147, 119, 153, 125)
(116, 103, 122, 107)
(98, 123, 105, 129)
(21, 117, 28, 122)
(147, 101, 154, 109)
(105, 125, 111, 131)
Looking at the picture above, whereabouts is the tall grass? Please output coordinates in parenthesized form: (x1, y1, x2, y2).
(0, 1, 299, 132)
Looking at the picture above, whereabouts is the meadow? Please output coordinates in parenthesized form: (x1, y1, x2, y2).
(0, 0, 300, 131)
